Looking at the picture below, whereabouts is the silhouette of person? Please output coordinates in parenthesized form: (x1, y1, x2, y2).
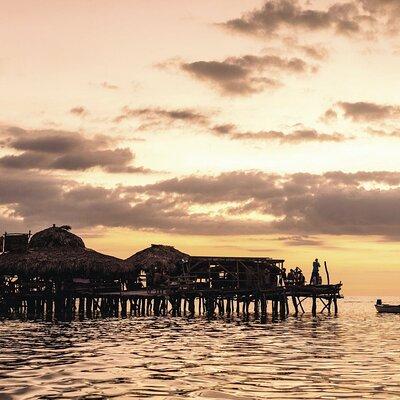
(310, 258, 320, 284)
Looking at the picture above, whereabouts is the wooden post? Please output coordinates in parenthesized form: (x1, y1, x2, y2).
(27, 298, 35, 319)
(55, 296, 63, 320)
(298, 297, 305, 314)
(333, 293, 338, 315)
(78, 297, 85, 317)
(312, 295, 317, 317)
(285, 296, 289, 317)
(153, 297, 160, 316)
(226, 296, 231, 316)
(324, 261, 330, 285)
(86, 297, 93, 318)
(45, 299, 53, 321)
(183, 298, 187, 316)
(177, 296, 182, 317)
(170, 296, 177, 317)
(254, 296, 259, 319)
(279, 296, 286, 320)
(188, 296, 195, 317)
(141, 297, 146, 316)
(121, 298, 127, 318)
(146, 297, 152, 316)
(206, 295, 215, 318)
(260, 295, 267, 323)
(272, 300, 278, 320)
(292, 295, 298, 316)
(65, 296, 73, 321)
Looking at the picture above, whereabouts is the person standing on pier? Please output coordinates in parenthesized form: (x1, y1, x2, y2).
(310, 258, 320, 285)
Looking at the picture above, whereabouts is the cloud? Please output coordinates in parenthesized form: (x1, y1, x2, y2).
(321, 108, 337, 123)
(211, 124, 348, 143)
(337, 101, 400, 121)
(114, 107, 211, 129)
(180, 53, 314, 95)
(70, 106, 89, 117)
(276, 235, 323, 246)
(101, 81, 119, 90)
(2, 169, 400, 240)
(297, 44, 329, 60)
(0, 169, 274, 236)
(361, 0, 400, 30)
(221, 0, 365, 38)
(131, 170, 400, 239)
(368, 127, 400, 138)
(0, 126, 152, 174)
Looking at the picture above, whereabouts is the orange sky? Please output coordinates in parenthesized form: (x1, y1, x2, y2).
(1, 0, 400, 295)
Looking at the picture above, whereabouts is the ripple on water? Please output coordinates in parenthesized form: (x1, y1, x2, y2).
(1, 297, 400, 399)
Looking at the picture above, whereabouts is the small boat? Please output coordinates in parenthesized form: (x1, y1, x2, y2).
(375, 299, 400, 313)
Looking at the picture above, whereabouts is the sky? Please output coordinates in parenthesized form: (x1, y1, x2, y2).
(1, 0, 400, 295)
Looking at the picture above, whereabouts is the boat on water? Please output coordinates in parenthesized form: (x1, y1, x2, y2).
(375, 299, 400, 313)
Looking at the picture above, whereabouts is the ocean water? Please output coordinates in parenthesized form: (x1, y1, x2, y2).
(0, 296, 400, 400)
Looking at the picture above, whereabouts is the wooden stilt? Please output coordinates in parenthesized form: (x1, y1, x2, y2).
(292, 295, 298, 316)
(312, 295, 317, 317)
(333, 293, 338, 315)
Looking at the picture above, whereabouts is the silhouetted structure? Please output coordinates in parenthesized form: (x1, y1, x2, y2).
(0, 225, 137, 320)
(0, 226, 342, 321)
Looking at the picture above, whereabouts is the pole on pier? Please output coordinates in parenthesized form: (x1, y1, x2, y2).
(324, 261, 330, 285)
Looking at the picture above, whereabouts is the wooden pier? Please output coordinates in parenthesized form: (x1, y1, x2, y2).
(0, 283, 342, 322)
(0, 227, 343, 322)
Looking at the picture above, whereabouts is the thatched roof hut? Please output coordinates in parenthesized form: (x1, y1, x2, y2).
(126, 244, 189, 274)
(0, 226, 136, 279)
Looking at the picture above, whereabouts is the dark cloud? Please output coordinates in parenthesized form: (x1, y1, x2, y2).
(337, 101, 400, 121)
(323, 171, 400, 186)
(361, 0, 400, 23)
(131, 170, 400, 239)
(0, 169, 273, 236)
(276, 235, 323, 246)
(2, 169, 400, 240)
(0, 126, 151, 174)
(221, 0, 365, 38)
(211, 124, 348, 143)
(180, 53, 314, 95)
(114, 107, 210, 129)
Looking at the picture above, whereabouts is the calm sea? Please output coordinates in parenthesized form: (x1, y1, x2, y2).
(0, 296, 399, 399)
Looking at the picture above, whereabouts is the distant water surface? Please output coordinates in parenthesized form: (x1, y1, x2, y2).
(1, 296, 400, 399)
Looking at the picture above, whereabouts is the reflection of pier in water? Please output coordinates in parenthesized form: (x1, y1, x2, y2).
(0, 227, 343, 322)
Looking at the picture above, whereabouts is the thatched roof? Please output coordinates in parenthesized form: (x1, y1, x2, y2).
(0, 226, 136, 279)
(126, 244, 189, 273)
(29, 226, 84, 250)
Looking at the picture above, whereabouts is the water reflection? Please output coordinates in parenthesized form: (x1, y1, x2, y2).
(1, 297, 400, 399)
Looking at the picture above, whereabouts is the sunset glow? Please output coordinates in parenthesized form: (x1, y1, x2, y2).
(2, 0, 400, 294)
